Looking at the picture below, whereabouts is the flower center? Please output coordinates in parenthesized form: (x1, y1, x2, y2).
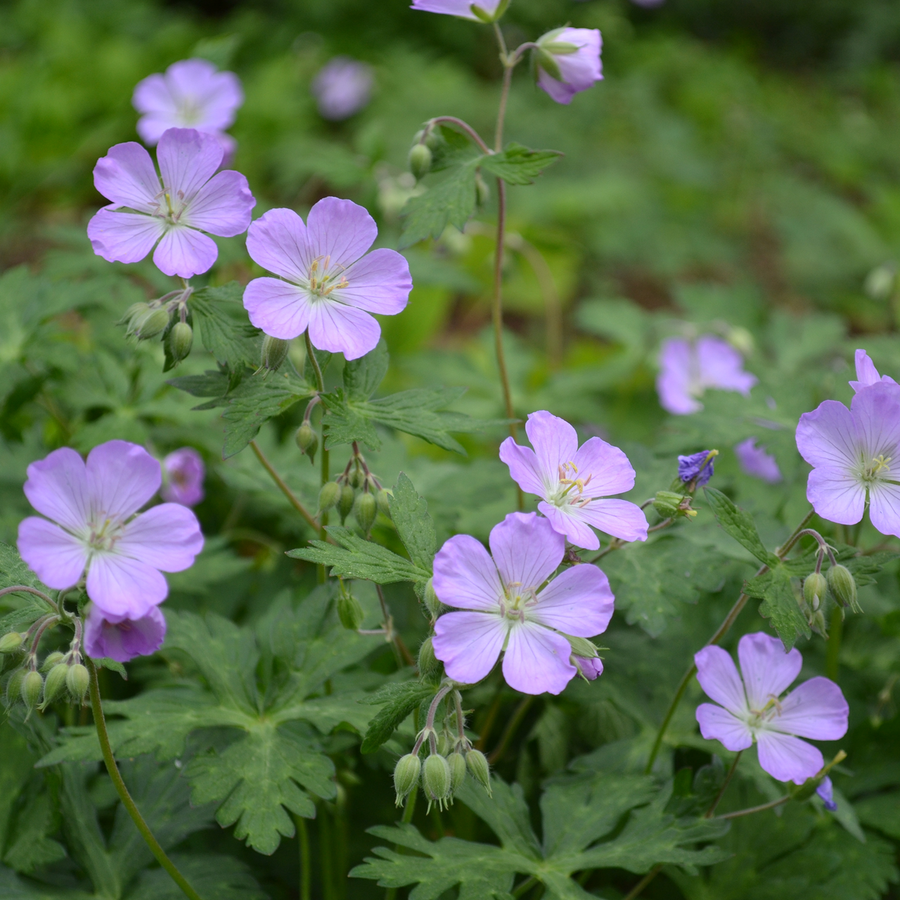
(149, 187, 187, 225)
(499, 581, 538, 622)
(305, 256, 349, 300)
(177, 98, 202, 126)
(86, 516, 126, 554)
(861, 453, 892, 483)
(746, 695, 782, 731)
(548, 461, 593, 509)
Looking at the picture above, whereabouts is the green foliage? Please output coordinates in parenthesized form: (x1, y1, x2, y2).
(703, 488, 778, 567)
(360, 680, 437, 754)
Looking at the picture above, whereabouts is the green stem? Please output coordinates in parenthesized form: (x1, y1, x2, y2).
(249, 440, 319, 531)
(87, 658, 204, 900)
(320, 804, 335, 900)
(705, 751, 742, 818)
(305, 332, 330, 580)
(622, 863, 663, 900)
(512, 876, 538, 898)
(825, 606, 843, 682)
(494, 23, 512, 152)
(296, 814, 311, 900)
(715, 794, 790, 820)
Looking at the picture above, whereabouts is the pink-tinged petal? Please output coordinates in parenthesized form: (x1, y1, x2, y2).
(795, 400, 860, 470)
(756, 731, 824, 784)
(86, 554, 167, 619)
(153, 225, 218, 277)
(579, 499, 649, 543)
(93, 142, 160, 212)
(868, 480, 900, 539)
(488, 512, 564, 591)
(737, 632, 802, 711)
(694, 645, 748, 717)
(850, 382, 900, 461)
(117, 504, 204, 573)
(85, 440, 161, 521)
(657, 338, 700, 415)
(696, 335, 757, 394)
(696, 703, 754, 752)
(335, 248, 412, 314)
(306, 197, 377, 268)
(524, 411, 579, 478)
(182, 170, 255, 237)
(84, 604, 166, 663)
(433, 534, 503, 611)
(433, 611, 506, 684)
(806, 466, 865, 526)
(23, 447, 91, 532)
(502, 621, 576, 695)
(499, 439, 549, 497)
(538, 502, 600, 551)
(553, 28, 603, 92)
(573, 437, 636, 497)
(531, 564, 614, 637)
(243, 277, 311, 340)
(537, 68, 577, 105)
(17, 518, 87, 590)
(410, 0, 502, 21)
(771, 677, 849, 740)
(88, 210, 165, 266)
(156, 128, 223, 200)
(307, 301, 380, 360)
(246, 208, 312, 282)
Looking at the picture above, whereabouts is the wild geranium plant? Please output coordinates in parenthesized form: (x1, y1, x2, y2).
(1, 2, 898, 900)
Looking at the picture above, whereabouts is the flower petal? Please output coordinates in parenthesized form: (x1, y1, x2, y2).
(84, 604, 167, 663)
(573, 437, 636, 497)
(410, 0, 501, 19)
(868, 479, 900, 539)
(17, 518, 87, 590)
(182, 170, 255, 237)
(524, 411, 578, 479)
(851, 349, 883, 392)
(851, 382, 900, 461)
(156, 127, 222, 200)
(86, 553, 168, 619)
(657, 338, 701, 415)
(694, 645, 748, 717)
(805, 466, 865, 526)
(696, 703, 754, 752)
(433, 611, 506, 685)
(117, 504, 204, 573)
(488, 512, 564, 591)
(499, 439, 548, 497)
(153, 224, 218, 278)
(246, 208, 311, 282)
(796, 399, 861, 470)
(579, 499, 649, 542)
(307, 300, 380, 360)
(433, 534, 503, 611)
(85, 440, 161, 521)
(88, 210, 164, 266)
(537, 68, 577, 105)
(93, 141, 160, 211)
(306, 197, 377, 268)
(696, 335, 756, 394)
(756, 730, 824, 784)
(737, 632, 802, 711)
(23, 447, 91, 532)
(771, 676, 849, 740)
(243, 277, 312, 340)
(163, 59, 243, 131)
(335, 248, 412, 314)
(502, 621, 576, 695)
(531, 564, 614, 637)
(538, 501, 600, 551)
(553, 29, 603, 92)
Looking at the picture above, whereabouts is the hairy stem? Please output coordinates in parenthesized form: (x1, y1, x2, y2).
(0, 585, 58, 609)
(249, 440, 319, 531)
(427, 116, 491, 154)
(715, 795, 790, 820)
(705, 751, 743, 818)
(622, 863, 663, 900)
(87, 658, 204, 900)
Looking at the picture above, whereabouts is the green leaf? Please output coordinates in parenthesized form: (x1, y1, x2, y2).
(704, 488, 777, 566)
(480, 143, 563, 185)
(360, 680, 437, 754)
(399, 165, 479, 249)
(167, 369, 234, 410)
(389, 473, 436, 574)
(745, 564, 812, 649)
(343, 340, 388, 401)
(189, 283, 259, 369)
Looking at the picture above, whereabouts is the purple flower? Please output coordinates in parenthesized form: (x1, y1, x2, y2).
(573, 656, 604, 681)
(850, 349, 896, 393)
(657, 336, 757, 415)
(84, 604, 166, 663)
(499, 410, 648, 551)
(410, 0, 504, 21)
(695, 633, 848, 784)
(162, 448, 205, 507)
(243, 199, 412, 360)
(17, 440, 204, 620)
(735, 437, 782, 484)
(431, 513, 615, 695)
(678, 450, 715, 487)
(629, 0, 665, 6)
(816, 776, 838, 812)
(133, 58, 242, 157)
(87, 128, 255, 278)
(312, 57, 374, 121)
(796, 382, 900, 538)
(535, 28, 603, 106)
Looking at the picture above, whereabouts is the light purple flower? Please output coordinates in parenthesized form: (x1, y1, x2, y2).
(499, 411, 648, 551)
(162, 447, 205, 507)
(657, 336, 757, 415)
(535, 28, 603, 106)
(735, 437, 782, 484)
(243, 199, 412, 360)
(410, 0, 504, 21)
(695, 633, 848, 785)
(84, 604, 166, 663)
(133, 58, 242, 157)
(816, 776, 838, 812)
(573, 656, 604, 681)
(849, 349, 896, 393)
(87, 128, 256, 278)
(432, 513, 615, 695)
(17, 440, 204, 620)
(312, 57, 374, 121)
(796, 382, 900, 538)
(678, 450, 715, 487)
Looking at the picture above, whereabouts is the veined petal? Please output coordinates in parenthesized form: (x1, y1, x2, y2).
(306, 197, 377, 268)
(86, 554, 168, 619)
(851, 382, 900, 461)
(23, 447, 91, 532)
(737, 632, 802, 711)
(694, 645, 748, 717)
(433, 534, 503, 611)
(17, 518, 88, 590)
(578, 499, 649, 542)
(246, 208, 313, 282)
(85, 441, 160, 521)
(531, 564, 614, 637)
(156, 128, 222, 201)
(153, 225, 218, 278)
(771, 677, 848, 741)
(433, 611, 506, 685)
(796, 400, 861, 470)
(84, 604, 166, 663)
(502, 621, 576, 695)
(524, 411, 578, 479)
(538, 501, 600, 551)
(488, 512, 564, 591)
(572, 437, 636, 497)
(806, 466, 865, 526)
(88, 210, 164, 266)
(696, 703, 754, 752)
(93, 141, 160, 212)
(307, 300, 380, 360)
(499, 439, 548, 497)
(243, 277, 312, 340)
(850, 349, 883, 392)
(868, 480, 900, 539)
(336, 248, 412, 314)
(118, 504, 204, 572)
(183, 170, 255, 237)
(756, 730, 823, 784)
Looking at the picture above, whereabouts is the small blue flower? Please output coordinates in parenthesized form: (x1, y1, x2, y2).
(678, 450, 716, 487)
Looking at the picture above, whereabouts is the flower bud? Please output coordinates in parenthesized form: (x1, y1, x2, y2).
(40, 651, 65, 672)
(5, 668, 24, 706)
(408, 143, 433, 181)
(133, 306, 171, 340)
(295, 422, 319, 463)
(376, 488, 393, 519)
(417, 636, 441, 680)
(167, 321, 193, 362)
(41, 663, 69, 707)
(393, 753, 421, 805)
(809, 609, 828, 637)
(349, 466, 366, 489)
(652, 490, 684, 518)
(0, 632, 24, 654)
(790, 773, 826, 802)
(21, 670, 43, 711)
(121, 301, 150, 328)
(465, 749, 492, 796)
(339, 484, 356, 522)
(448, 751, 467, 793)
(803, 572, 828, 612)
(423, 754, 452, 808)
(423, 579, 442, 619)
(827, 565, 861, 614)
(353, 491, 377, 535)
(317, 481, 341, 515)
(260, 335, 290, 372)
(67, 663, 90, 704)
(566, 636, 599, 659)
(337, 589, 365, 631)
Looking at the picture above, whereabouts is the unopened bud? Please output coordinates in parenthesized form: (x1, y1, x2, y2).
(295, 422, 319, 463)
(566, 636, 599, 659)
(465, 749, 491, 796)
(423, 579, 442, 618)
(41, 663, 69, 707)
(408, 143, 433, 181)
(393, 753, 421, 805)
(339, 484, 356, 522)
(167, 321, 193, 362)
(349, 466, 365, 489)
(803, 573, 828, 612)
(260, 335, 290, 372)
(121, 301, 150, 328)
(134, 307, 171, 340)
(810, 609, 828, 637)
(317, 481, 341, 515)
(448, 751, 467, 793)
(0, 632, 24, 654)
(653, 490, 685, 518)
(417, 637, 441, 680)
(40, 651, 65, 672)
(790, 773, 826, 802)
(353, 491, 377, 534)
(376, 488, 393, 519)
(337, 589, 365, 631)
(21, 670, 43, 711)
(827, 565, 861, 614)
(423, 754, 452, 808)
(5, 669, 24, 706)
(67, 663, 89, 704)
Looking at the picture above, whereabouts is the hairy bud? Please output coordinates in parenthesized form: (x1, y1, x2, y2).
(260, 335, 290, 372)
(376, 488, 393, 519)
(393, 753, 421, 805)
(423, 579, 442, 619)
(5, 668, 24, 706)
(40, 651, 65, 672)
(0, 632, 24, 654)
(827, 565, 861, 614)
(408, 142, 433, 181)
(67, 664, 90, 704)
(448, 751, 467, 793)
(423, 754, 452, 808)
(121, 301, 150, 329)
(337, 589, 365, 631)
(353, 492, 377, 535)
(317, 481, 341, 515)
(652, 490, 684, 518)
(41, 663, 69, 707)
(295, 422, 319, 463)
(465, 749, 492, 796)
(566, 635, 599, 659)
(21, 670, 43, 711)
(339, 484, 356, 522)
(167, 321, 193, 362)
(803, 573, 828, 612)
(133, 307, 171, 340)
(417, 636, 441, 680)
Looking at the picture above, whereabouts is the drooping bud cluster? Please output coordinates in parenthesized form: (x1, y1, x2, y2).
(121, 286, 195, 368)
(795, 533, 863, 637)
(319, 446, 391, 538)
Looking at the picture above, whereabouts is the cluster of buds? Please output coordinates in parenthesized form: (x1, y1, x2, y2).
(798, 531, 862, 636)
(318, 447, 391, 537)
(122, 284, 194, 366)
(294, 397, 320, 465)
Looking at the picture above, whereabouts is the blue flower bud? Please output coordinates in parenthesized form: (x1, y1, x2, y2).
(678, 450, 717, 487)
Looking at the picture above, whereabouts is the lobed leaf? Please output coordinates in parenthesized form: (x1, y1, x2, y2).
(704, 488, 777, 566)
(480, 143, 563, 185)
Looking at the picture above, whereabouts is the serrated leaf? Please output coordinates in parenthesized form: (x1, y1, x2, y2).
(389, 473, 435, 574)
(167, 369, 234, 410)
(480, 143, 563, 185)
(399, 164, 478, 248)
(189, 283, 259, 368)
(745, 565, 812, 649)
(704, 488, 777, 566)
(360, 680, 436, 754)
(344, 340, 388, 400)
